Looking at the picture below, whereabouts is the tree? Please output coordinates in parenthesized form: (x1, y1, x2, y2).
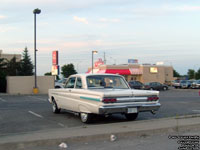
(187, 69, 195, 79)
(18, 47, 33, 76)
(6, 56, 20, 76)
(0, 58, 7, 92)
(61, 63, 77, 78)
(173, 69, 181, 77)
(44, 72, 52, 76)
(195, 68, 200, 80)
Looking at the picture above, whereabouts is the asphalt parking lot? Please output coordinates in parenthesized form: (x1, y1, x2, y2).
(0, 88, 200, 136)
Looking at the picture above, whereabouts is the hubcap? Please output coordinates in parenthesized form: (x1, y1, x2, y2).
(52, 101, 56, 112)
(81, 113, 88, 122)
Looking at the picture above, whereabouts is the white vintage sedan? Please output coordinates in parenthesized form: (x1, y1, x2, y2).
(48, 74, 161, 123)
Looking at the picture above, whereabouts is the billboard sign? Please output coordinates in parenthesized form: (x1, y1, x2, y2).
(52, 51, 58, 65)
(128, 59, 138, 64)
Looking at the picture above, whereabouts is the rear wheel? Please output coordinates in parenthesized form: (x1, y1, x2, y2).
(125, 113, 138, 121)
(52, 99, 61, 114)
(80, 113, 92, 123)
(163, 87, 167, 91)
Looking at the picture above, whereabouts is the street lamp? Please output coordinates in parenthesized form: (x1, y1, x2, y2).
(33, 8, 41, 94)
(92, 50, 98, 74)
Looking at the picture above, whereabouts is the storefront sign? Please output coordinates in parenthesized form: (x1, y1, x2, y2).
(52, 65, 59, 75)
(129, 68, 143, 75)
(52, 51, 58, 65)
(128, 59, 138, 64)
(150, 67, 158, 73)
(94, 58, 104, 67)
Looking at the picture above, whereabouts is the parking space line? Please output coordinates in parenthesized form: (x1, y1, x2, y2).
(27, 96, 47, 102)
(0, 98, 6, 102)
(28, 111, 43, 118)
(58, 123, 65, 127)
(192, 110, 200, 112)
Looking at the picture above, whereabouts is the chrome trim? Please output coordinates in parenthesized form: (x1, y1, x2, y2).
(99, 103, 161, 114)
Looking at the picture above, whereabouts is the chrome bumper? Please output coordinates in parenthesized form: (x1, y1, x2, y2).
(99, 103, 161, 114)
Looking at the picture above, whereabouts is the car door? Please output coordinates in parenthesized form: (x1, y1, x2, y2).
(70, 77, 83, 112)
(58, 77, 76, 111)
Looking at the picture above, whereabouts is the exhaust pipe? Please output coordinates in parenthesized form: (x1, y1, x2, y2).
(151, 110, 156, 115)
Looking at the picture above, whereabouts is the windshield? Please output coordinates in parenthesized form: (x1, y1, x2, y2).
(86, 75, 129, 89)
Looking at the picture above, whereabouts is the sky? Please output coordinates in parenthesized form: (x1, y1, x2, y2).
(0, 0, 200, 75)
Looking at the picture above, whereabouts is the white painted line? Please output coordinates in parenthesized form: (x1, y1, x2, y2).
(28, 111, 43, 118)
(28, 96, 47, 102)
(58, 123, 65, 127)
(0, 98, 6, 102)
(179, 102, 188, 104)
(192, 110, 200, 112)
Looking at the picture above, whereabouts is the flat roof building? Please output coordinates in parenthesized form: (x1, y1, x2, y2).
(88, 62, 174, 84)
(0, 50, 21, 62)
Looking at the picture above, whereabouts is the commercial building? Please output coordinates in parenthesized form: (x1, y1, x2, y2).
(0, 50, 21, 62)
(88, 59, 174, 84)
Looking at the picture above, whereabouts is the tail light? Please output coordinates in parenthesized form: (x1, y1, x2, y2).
(147, 96, 159, 101)
(103, 98, 117, 103)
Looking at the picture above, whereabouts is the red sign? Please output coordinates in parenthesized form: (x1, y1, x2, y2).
(94, 58, 104, 67)
(52, 51, 58, 65)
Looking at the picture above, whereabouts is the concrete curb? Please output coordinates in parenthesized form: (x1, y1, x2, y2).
(1, 114, 200, 149)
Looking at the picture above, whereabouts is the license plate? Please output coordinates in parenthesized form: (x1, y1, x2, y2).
(127, 108, 138, 113)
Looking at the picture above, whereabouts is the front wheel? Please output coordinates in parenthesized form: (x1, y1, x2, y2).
(52, 99, 61, 114)
(125, 113, 138, 121)
(80, 113, 92, 123)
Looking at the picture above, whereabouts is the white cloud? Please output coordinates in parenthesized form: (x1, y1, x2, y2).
(73, 16, 89, 24)
(99, 18, 120, 23)
(172, 6, 200, 12)
(0, 15, 6, 19)
(0, 26, 16, 32)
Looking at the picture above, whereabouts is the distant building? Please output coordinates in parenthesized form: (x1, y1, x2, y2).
(87, 63, 174, 84)
(0, 50, 21, 62)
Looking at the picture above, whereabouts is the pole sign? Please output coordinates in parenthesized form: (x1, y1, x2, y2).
(52, 51, 58, 65)
(52, 50, 59, 75)
(51, 65, 59, 75)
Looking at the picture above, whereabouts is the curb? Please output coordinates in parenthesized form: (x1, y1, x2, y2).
(0, 114, 200, 149)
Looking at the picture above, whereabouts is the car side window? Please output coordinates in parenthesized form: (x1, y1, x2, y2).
(75, 77, 82, 89)
(65, 77, 76, 88)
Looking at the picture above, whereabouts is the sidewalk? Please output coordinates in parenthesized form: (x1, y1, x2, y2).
(1, 114, 200, 149)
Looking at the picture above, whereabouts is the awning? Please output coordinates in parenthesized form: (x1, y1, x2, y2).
(105, 69, 131, 75)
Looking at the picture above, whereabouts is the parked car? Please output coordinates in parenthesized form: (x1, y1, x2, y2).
(191, 80, 200, 89)
(128, 81, 144, 89)
(55, 78, 68, 88)
(172, 80, 181, 89)
(180, 80, 188, 89)
(48, 74, 161, 123)
(144, 82, 168, 91)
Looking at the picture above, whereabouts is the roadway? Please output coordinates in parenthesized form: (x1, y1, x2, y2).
(0, 88, 200, 136)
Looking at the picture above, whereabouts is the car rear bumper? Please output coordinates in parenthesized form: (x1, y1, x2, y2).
(99, 103, 161, 114)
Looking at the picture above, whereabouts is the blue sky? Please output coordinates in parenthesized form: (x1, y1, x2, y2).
(0, 0, 200, 75)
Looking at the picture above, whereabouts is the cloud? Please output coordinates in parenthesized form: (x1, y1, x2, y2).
(172, 6, 200, 12)
(73, 16, 89, 24)
(0, 15, 6, 19)
(0, 26, 16, 32)
(99, 18, 120, 23)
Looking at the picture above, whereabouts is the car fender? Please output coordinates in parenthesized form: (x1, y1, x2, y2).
(78, 104, 91, 113)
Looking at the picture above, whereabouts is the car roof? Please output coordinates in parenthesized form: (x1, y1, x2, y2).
(69, 73, 122, 78)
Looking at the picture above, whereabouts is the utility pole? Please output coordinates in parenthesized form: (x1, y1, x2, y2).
(104, 52, 106, 64)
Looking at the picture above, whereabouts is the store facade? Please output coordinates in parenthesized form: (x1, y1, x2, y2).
(87, 62, 174, 84)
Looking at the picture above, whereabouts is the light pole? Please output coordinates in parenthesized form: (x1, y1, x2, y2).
(92, 50, 98, 73)
(33, 8, 41, 94)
